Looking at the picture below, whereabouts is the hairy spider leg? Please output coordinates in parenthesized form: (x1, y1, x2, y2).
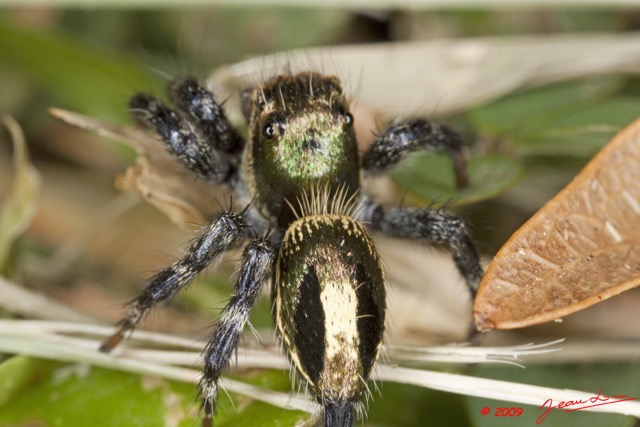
(99, 211, 246, 352)
(200, 238, 276, 427)
(128, 82, 240, 183)
(168, 77, 244, 156)
(364, 204, 483, 295)
(360, 117, 482, 294)
(362, 118, 469, 189)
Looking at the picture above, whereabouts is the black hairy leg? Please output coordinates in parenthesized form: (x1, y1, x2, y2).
(362, 118, 468, 189)
(200, 238, 276, 427)
(99, 211, 247, 352)
(168, 78, 244, 155)
(129, 79, 242, 183)
(364, 203, 483, 295)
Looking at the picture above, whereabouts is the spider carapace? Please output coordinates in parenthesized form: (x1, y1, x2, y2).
(99, 72, 483, 427)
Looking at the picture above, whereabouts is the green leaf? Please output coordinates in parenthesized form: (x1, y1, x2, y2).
(0, 116, 40, 274)
(0, 356, 310, 427)
(0, 356, 198, 427)
(392, 154, 524, 207)
(465, 363, 639, 427)
(468, 77, 622, 135)
(511, 97, 640, 156)
(0, 18, 159, 123)
(220, 371, 312, 427)
(368, 379, 469, 427)
(468, 77, 640, 157)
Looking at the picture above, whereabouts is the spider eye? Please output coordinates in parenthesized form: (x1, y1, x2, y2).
(263, 123, 276, 138)
(333, 104, 354, 127)
(343, 112, 354, 127)
(262, 114, 286, 140)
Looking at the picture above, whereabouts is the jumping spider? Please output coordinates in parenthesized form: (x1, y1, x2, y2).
(100, 72, 484, 427)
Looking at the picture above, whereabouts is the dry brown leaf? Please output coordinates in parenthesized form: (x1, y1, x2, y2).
(211, 33, 640, 117)
(0, 116, 41, 268)
(474, 118, 640, 331)
(49, 108, 227, 229)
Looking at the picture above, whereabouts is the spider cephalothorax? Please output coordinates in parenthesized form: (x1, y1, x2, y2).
(240, 73, 360, 229)
(100, 71, 483, 427)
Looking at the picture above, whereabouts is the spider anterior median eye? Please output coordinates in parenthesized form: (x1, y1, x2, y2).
(333, 104, 353, 127)
(263, 122, 277, 138)
(344, 112, 354, 126)
(262, 116, 285, 139)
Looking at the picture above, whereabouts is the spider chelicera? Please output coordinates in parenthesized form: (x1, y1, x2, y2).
(99, 72, 484, 427)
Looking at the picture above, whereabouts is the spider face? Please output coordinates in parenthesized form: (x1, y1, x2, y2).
(241, 74, 360, 229)
(102, 71, 483, 427)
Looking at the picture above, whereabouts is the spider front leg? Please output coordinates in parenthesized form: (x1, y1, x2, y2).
(200, 237, 276, 427)
(168, 77, 244, 155)
(362, 117, 468, 189)
(364, 203, 483, 295)
(361, 117, 482, 294)
(129, 77, 243, 183)
(99, 210, 246, 352)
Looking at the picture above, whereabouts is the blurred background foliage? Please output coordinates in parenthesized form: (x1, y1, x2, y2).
(1, 4, 640, 427)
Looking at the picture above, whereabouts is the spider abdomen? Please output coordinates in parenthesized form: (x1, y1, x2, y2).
(274, 214, 385, 426)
